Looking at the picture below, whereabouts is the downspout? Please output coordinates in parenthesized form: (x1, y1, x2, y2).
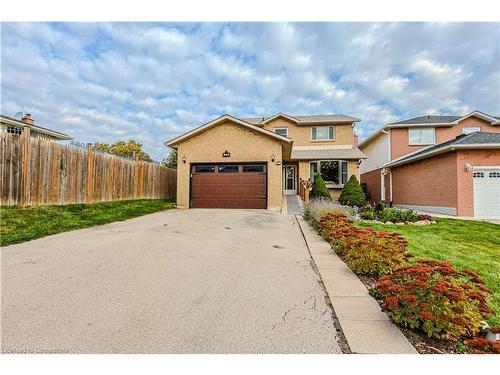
(381, 167, 393, 206)
(381, 128, 392, 206)
(388, 169, 393, 207)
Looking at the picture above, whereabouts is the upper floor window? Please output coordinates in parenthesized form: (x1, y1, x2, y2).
(312, 126, 335, 141)
(6, 125, 22, 135)
(463, 127, 481, 135)
(274, 128, 288, 137)
(409, 127, 435, 145)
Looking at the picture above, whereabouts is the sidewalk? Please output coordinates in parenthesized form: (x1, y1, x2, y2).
(296, 215, 417, 354)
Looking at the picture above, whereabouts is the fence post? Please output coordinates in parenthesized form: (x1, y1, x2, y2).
(134, 154, 139, 198)
(20, 126, 31, 207)
(86, 143, 94, 203)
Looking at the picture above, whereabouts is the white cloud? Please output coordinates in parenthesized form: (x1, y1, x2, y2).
(1, 22, 499, 160)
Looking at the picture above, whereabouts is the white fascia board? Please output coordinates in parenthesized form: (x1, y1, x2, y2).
(456, 110, 500, 125)
(165, 114, 292, 147)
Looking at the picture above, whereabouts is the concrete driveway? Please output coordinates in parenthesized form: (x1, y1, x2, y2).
(1, 209, 341, 354)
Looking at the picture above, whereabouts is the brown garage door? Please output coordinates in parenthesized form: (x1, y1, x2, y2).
(191, 164, 267, 208)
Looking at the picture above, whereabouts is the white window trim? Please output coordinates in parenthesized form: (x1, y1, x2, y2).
(310, 160, 349, 188)
(273, 127, 288, 137)
(463, 127, 481, 134)
(408, 127, 435, 146)
(311, 126, 335, 141)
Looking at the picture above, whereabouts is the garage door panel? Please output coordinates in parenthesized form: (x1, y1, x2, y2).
(191, 164, 267, 209)
(473, 169, 500, 220)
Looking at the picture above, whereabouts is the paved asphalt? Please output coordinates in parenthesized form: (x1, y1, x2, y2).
(1, 209, 341, 354)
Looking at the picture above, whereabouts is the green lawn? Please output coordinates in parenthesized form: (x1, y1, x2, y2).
(0, 199, 175, 247)
(357, 218, 500, 326)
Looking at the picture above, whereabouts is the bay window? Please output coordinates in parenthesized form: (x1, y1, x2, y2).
(408, 127, 435, 145)
(310, 160, 349, 186)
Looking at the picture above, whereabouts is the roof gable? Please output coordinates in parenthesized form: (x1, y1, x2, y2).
(165, 114, 292, 147)
(261, 113, 299, 124)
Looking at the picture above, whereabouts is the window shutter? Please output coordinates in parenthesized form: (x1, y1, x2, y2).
(312, 127, 317, 140)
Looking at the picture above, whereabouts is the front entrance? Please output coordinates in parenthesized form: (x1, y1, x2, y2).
(283, 165, 297, 195)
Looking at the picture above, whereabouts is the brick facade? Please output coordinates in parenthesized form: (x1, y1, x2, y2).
(390, 117, 500, 160)
(456, 149, 500, 216)
(391, 152, 458, 211)
(389, 149, 500, 216)
(360, 168, 382, 202)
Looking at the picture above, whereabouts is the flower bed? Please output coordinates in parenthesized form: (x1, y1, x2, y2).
(307, 211, 496, 353)
(377, 260, 493, 341)
(319, 213, 411, 276)
(359, 204, 435, 225)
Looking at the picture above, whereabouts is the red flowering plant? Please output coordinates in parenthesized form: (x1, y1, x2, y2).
(318, 213, 358, 253)
(376, 259, 494, 341)
(318, 213, 411, 276)
(466, 337, 500, 354)
(344, 229, 412, 276)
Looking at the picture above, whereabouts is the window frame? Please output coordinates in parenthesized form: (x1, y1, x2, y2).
(408, 127, 436, 146)
(311, 126, 335, 141)
(242, 165, 265, 173)
(273, 127, 288, 137)
(463, 127, 481, 135)
(218, 165, 240, 173)
(309, 160, 349, 187)
(193, 165, 216, 174)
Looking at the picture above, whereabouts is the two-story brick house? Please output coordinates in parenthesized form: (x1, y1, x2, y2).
(359, 110, 500, 219)
(166, 113, 365, 211)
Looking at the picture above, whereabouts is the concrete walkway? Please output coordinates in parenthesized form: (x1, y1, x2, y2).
(283, 195, 303, 215)
(296, 216, 417, 354)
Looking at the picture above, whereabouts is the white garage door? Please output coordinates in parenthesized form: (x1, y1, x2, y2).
(473, 169, 500, 220)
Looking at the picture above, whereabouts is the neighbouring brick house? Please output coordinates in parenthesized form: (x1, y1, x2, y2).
(359, 110, 500, 220)
(166, 113, 365, 211)
(0, 113, 72, 141)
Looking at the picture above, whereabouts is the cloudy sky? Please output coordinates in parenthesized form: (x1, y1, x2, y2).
(1, 22, 499, 160)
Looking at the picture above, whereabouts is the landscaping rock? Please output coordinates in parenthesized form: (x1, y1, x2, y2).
(385, 221, 395, 225)
(413, 220, 427, 226)
(395, 222, 405, 225)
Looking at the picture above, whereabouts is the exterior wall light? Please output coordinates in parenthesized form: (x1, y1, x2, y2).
(182, 155, 186, 164)
(271, 153, 275, 162)
(465, 163, 472, 172)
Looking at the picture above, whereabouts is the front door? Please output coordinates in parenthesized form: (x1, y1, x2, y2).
(283, 165, 297, 195)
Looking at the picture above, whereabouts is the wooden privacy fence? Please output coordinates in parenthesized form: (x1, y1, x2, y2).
(0, 130, 177, 206)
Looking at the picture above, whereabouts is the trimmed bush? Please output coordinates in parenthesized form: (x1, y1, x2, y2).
(380, 207, 420, 223)
(374, 201, 385, 217)
(339, 175, 366, 207)
(376, 259, 494, 341)
(360, 210, 375, 220)
(311, 173, 331, 200)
